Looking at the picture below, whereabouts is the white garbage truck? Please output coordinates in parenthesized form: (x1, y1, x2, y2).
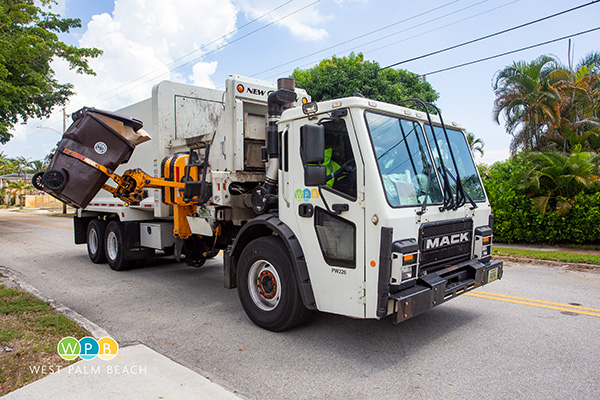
(36, 75, 503, 331)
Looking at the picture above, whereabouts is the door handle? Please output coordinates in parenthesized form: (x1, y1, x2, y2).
(332, 203, 349, 215)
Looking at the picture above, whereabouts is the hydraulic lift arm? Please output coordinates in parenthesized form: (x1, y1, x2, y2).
(60, 148, 198, 239)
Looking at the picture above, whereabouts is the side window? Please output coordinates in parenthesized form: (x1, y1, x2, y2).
(322, 119, 357, 199)
(314, 207, 356, 269)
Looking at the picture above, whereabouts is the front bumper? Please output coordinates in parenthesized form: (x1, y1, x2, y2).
(390, 259, 503, 323)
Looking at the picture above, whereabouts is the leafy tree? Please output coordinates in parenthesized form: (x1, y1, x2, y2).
(0, 0, 102, 143)
(0, 151, 17, 174)
(492, 55, 561, 154)
(291, 52, 438, 104)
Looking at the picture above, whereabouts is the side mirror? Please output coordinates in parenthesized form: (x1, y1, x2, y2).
(304, 165, 326, 186)
(300, 124, 324, 164)
(300, 124, 326, 186)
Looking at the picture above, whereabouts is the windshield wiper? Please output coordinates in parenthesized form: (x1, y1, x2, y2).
(397, 99, 455, 212)
(416, 164, 434, 216)
(441, 166, 478, 211)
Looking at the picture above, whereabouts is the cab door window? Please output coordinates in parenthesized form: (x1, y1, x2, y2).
(322, 119, 357, 200)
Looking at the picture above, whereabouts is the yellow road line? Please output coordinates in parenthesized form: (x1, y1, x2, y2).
(0, 215, 73, 230)
(473, 291, 600, 313)
(466, 292, 600, 318)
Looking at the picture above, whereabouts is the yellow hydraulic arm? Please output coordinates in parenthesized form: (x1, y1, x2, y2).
(61, 148, 198, 239)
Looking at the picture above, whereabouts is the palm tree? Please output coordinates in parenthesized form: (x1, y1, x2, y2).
(576, 51, 600, 75)
(465, 131, 484, 157)
(27, 159, 48, 174)
(6, 179, 33, 209)
(546, 60, 600, 151)
(492, 55, 562, 154)
(0, 152, 17, 175)
(14, 156, 32, 175)
(521, 146, 597, 215)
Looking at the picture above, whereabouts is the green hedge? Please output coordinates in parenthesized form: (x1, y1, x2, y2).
(490, 192, 600, 244)
(482, 157, 600, 244)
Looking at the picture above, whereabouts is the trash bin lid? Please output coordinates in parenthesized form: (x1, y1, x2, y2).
(72, 107, 144, 131)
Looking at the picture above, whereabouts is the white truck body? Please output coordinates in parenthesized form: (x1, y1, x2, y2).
(63, 75, 502, 331)
(83, 75, 309, 220)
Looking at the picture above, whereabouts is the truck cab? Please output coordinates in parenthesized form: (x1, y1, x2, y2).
(229, 94, 502, 330)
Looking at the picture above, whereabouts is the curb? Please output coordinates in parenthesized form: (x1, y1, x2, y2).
(495, 255, 600, 270)
(0, 266, 110, 339)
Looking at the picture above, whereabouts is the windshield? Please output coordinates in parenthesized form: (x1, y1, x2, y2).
(365, 111, 443, 207)
(425, 125, 486, 202)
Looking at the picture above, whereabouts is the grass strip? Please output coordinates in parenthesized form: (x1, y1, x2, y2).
(0, 283, 89, 395)
(493, 247, 600, 266)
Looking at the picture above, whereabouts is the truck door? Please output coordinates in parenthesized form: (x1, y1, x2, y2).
(286, 115, 366, 318)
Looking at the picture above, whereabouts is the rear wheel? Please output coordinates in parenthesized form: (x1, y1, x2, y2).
(237, 236, 311, 331)
(87, 219, 107, 264)
(105, 221, 133, 271)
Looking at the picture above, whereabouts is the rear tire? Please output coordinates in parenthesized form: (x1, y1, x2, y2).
(87, 219, 107, 264)
(105, 220, 133, 271)
(237, 236, 311, 331)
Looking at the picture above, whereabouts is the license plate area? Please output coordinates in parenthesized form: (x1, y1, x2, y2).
(487, 267, 499, 283)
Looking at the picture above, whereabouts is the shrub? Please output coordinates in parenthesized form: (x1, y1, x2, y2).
(482, 156, 600, 244)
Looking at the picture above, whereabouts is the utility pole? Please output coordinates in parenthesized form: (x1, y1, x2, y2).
(61, 108, 68, 215)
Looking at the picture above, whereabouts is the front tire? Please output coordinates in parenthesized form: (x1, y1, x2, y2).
(87, 219, 107, 264)
(237, 236, 311, 331)
(105, 220, 133, 271)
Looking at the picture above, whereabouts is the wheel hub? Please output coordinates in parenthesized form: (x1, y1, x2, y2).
(88, 229, 98, 254)
(247, 260, 282, 311)
(258, 271, 277, 299)
(107, 231, 118, 261)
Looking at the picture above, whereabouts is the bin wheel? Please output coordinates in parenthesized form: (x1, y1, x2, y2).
(105, 220, 134, 271)
(42, 169, 67, 191)
(87, 219, 107, 264)
(32, 172, 45, 191)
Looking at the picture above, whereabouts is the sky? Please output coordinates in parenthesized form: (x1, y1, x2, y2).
(1, 0, 599, 165)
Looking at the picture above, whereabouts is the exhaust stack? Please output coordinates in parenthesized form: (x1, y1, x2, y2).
(251, 78, 297, 214)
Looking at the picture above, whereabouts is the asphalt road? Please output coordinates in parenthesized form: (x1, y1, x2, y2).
(1, 210, 599, 400)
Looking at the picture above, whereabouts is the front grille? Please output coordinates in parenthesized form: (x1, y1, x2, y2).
(419, 218, 473, 272)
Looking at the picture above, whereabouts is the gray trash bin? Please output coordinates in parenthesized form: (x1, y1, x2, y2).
(40, 107, 140, 208)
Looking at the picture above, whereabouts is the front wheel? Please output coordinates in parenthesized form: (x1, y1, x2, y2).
(237, 236, 311, 331)
(105, 221, 133, 271)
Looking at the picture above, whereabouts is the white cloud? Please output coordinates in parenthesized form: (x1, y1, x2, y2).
(479, 148, 510, 165)
(235, 0, 329, 41)
(2, 0, 345, 159)
(190, 62, 219, 88)
(53, 0, 238, 112)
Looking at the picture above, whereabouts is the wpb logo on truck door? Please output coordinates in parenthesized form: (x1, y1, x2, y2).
(295, 188, 319, 202)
